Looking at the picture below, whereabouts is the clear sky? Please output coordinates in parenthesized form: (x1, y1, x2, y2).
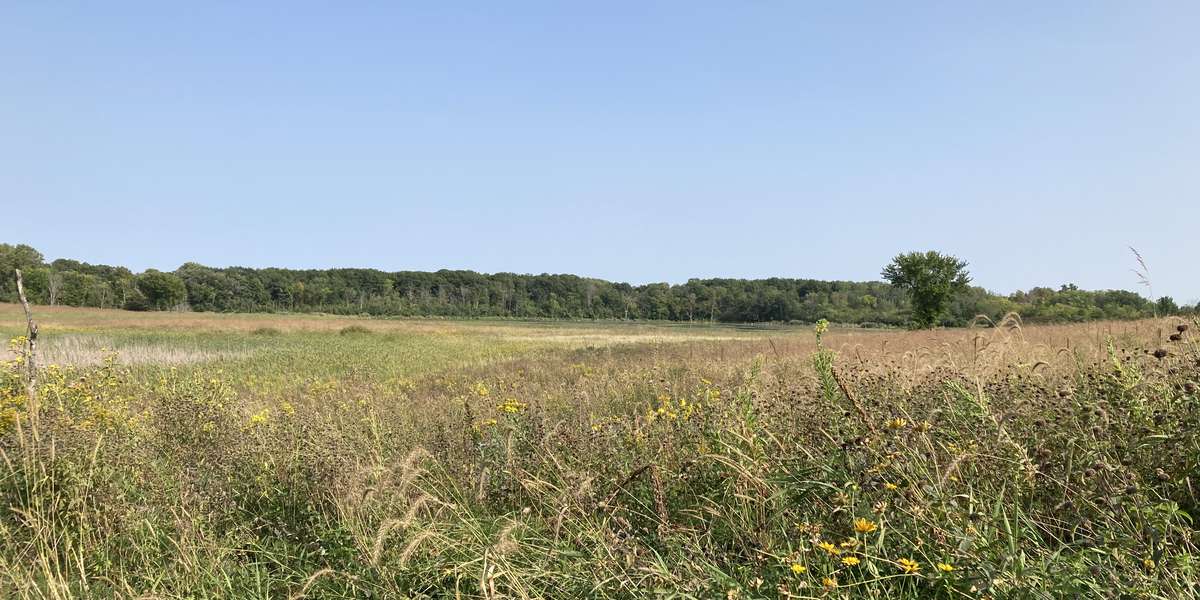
(2, 2, 1198, 302)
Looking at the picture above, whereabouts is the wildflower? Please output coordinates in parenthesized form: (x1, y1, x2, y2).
(473, 382, 490, 397)
(1143, 558, 1156, 571)
(839, 539, 859, 549)
(790, 563, 807, 575)
(884, 482, 899, 491)
(248, 408, 270, 427)
(497, 398, 526, 414)
(887, 417, 907, 430)
(898, 558, 921, 574)
(841, 556, 861, 567)
(937, 562, 954, 573)
(817, 541, 840, 555)
(853, 517, 878, 534)
(822, 576, 837, 589)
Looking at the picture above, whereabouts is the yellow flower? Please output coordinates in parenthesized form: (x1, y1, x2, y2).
(1142, 558, 1156, 571)
(937, 562, 954, 573)
(887, 417, 907, 430)
(884, 482, 899, 491)
(248, 408, 270, 427)
(817, 541, 840, 555)
(839, 539, 859, 549)
(897, 558, 921, 574)
(497, 398, 526, 414)
(853, 517, 878, 533)
(822, 576, 837, 589)
(841, 556, 861, 567)
(790, 563, 807, 575)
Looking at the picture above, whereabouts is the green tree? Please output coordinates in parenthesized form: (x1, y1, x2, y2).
(1156, 296, 1179, 316)
(881, 251, 971, 328)
(0, 243, 46, 299)
(136, 270, 188, 311)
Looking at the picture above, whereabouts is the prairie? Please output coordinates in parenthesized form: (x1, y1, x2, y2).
(1, 304, 1197, 598)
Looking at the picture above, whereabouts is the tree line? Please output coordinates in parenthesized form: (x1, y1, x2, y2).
(0, 243, 1191, 325)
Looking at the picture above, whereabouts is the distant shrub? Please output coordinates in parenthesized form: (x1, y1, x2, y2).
(338, 324, 371, 335)
(251, 327, 282, 336)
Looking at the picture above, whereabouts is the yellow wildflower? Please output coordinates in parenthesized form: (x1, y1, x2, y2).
(822, 576, 837, 589)
(853, 517, 878, 534)
(790, 563, 807, 575)
(497, 398, 526, 414)
(898, 558, 921, 574)
(248, 408, 270, 427)
(817, 541, 840, 555)
(887, 417, 907, 430)
(841, 556, 861, 567)
(937, 562, 954, 573)
(884, 482, 899, 491)
(814, 319, 829, 337)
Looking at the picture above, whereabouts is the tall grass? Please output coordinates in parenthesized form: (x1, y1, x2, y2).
(0, 312, 1197, 598)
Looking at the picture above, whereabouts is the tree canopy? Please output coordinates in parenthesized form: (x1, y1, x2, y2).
(0, 243, 1187, 325)
(881, 251, 972, 328)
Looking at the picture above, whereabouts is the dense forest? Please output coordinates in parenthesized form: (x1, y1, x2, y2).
(1, 243, 1191, 326)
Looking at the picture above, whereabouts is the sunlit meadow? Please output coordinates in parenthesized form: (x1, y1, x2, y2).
(1, 304, 1197, 598)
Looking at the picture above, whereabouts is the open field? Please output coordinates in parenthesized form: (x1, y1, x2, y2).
(1, 305, 1198, 598)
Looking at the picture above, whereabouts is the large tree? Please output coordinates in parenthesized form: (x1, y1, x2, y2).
(882, 251, 971, 328)
(135, 270, 188, 311)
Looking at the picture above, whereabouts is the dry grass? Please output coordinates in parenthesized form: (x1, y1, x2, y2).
(12, 334, 250, 367)
(0, 306, 1197, 598)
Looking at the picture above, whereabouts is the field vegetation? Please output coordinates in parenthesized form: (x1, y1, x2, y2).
(1, 303, 1198, 598)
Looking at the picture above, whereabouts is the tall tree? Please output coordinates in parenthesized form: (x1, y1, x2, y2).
(881, 251, 971, 328)
(135, 270, 188, 311)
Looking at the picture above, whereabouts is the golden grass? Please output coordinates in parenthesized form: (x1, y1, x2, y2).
(0, 303, 1196, 598)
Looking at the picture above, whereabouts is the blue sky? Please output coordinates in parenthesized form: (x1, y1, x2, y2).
(2, 2, 1198, 302)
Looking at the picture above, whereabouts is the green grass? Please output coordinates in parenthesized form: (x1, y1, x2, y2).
(0, 307, 1197, 598)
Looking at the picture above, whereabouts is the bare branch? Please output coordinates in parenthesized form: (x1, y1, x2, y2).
(14, 269, 39, 428)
